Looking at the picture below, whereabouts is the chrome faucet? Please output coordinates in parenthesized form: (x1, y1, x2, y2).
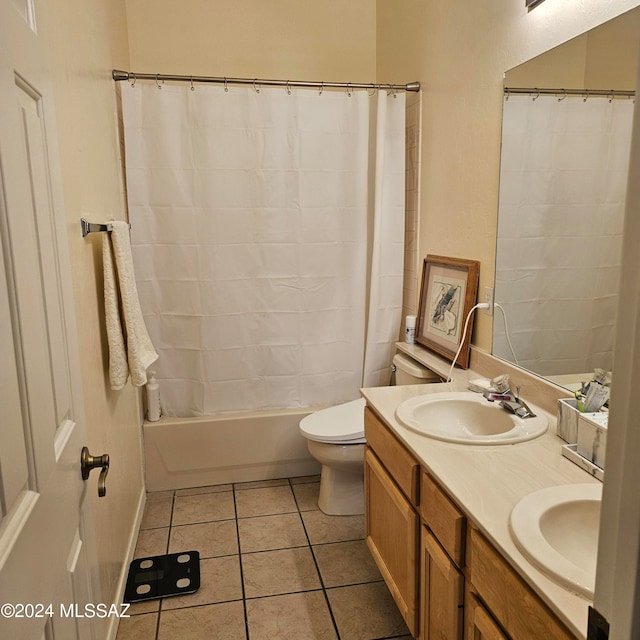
(483, 377, 537, 419)
(499, 386, 537, 419)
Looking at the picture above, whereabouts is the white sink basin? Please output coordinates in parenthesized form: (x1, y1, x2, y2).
(510, 483, 602, 598)
(394, 391, 548, 444)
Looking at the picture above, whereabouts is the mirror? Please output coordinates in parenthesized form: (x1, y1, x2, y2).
(492, 7, 640, 391)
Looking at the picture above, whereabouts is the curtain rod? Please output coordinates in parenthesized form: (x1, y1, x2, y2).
(112, 69, 420, 93)
(504, 87, 635, 99)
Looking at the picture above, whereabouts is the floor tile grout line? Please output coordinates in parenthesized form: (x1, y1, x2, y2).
(153, 490, 176, 640)
(155, 490, 177, 631)
(170, 515, 238, 527)
(289, 479, 310, 513)
(231, 484, 251, 640)
(320, 578, 387, 592)
(168, 490, 176, 531)
(162, 596, 246, 608)
(311, 536, 368, 547)
(233, 481, 290, 492)
(238, 542, 310, 555)
(244, 586, 328, 601)
(292, 479, 343, 640)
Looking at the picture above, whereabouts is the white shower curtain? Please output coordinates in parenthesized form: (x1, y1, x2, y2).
(494, 95, 633, 376)
(121, 83, 405, 416)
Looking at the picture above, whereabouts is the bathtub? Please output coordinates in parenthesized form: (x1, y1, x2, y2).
(143, 408, 321, 491)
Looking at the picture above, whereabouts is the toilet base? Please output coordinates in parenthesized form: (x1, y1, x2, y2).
(304, 440, 365, 516)
(318, 464, 364, 516)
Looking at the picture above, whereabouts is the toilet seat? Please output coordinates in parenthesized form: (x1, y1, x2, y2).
(299, 398, 366, 444)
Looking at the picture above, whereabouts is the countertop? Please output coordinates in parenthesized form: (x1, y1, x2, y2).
(361, 351, 599, 639)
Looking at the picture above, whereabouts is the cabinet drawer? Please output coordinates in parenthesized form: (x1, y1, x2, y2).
(421, 472, 466, 567)
(364, 406, 420, 506)
(469, 529, 574, 640)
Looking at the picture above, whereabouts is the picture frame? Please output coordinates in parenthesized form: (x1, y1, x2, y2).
(415, 255, 480, 369)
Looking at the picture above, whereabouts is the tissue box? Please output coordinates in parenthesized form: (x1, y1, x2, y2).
(577, 411, 608, 470)
(557, 398, 608, 469)
(556, 398, 580, 443)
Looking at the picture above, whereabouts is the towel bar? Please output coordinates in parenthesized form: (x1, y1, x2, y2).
(81, 218, 131, 237)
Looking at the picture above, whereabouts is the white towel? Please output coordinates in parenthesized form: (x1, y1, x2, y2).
(103, 221, 158, 390)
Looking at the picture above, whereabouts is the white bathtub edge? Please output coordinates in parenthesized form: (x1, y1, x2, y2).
(143, 411, 320, 491)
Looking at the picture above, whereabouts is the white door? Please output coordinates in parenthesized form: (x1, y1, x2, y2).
(0, 2, 100, 639)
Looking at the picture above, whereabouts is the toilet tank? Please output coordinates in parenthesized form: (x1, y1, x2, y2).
(393, 353, 441, 385)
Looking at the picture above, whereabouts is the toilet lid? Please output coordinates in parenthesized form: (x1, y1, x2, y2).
(299, 398, 366, 444)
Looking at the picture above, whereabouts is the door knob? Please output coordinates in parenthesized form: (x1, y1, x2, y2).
(81, 446, 110, 497)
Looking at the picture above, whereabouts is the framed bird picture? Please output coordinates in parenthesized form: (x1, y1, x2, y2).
(415, 255, 480, 369)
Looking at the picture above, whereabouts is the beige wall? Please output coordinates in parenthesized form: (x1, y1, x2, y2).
(507, 7, 640, 89)
(585, 7, 640, 89)
(505, 33, 589, 88)
(376, 0, 640, 354)
(402, 92, 421, 328)
(125, 0, 377, 80)
(43, 0, 143, 616)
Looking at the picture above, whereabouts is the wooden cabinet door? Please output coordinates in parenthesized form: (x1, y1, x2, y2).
(420, 527, 464, 640)
(469, 529, 574, 640)
(365, 447, 420, 636)
(465, 590, 508, 640)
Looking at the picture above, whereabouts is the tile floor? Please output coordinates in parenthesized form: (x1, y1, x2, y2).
(115, 476, 411, 640)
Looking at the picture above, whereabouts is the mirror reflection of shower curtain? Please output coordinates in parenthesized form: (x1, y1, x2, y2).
(121, 84, 405, 416)
(494, 95, 634, 377)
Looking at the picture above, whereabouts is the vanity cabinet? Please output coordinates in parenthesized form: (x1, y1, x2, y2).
(364, 403, 580, 640)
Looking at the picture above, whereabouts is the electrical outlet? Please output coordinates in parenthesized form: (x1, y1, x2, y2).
(484, 287, 494, 315)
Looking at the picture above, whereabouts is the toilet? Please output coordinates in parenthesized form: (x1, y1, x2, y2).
(299, 352, 441, 515)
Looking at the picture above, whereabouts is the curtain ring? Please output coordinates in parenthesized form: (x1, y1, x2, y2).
(392, 86, 398, 99)
(129, 72, 136, 88)
(253, 79, 260, 94)
(583, 90, 589, 103)
(367, 85, 376, 97)
(155, 74, 162, 90)
(346, 83, 352, 98)
(532, 88, 540, 101)
(224, 77, 228, 93)
(558, 89, 567, 102)
(608, 91, 614, 103)
(286, 80, 291, 95)
(505, 88, 510, 101)
(319, 81, 324, 96)
(190, 77, 195, 92)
